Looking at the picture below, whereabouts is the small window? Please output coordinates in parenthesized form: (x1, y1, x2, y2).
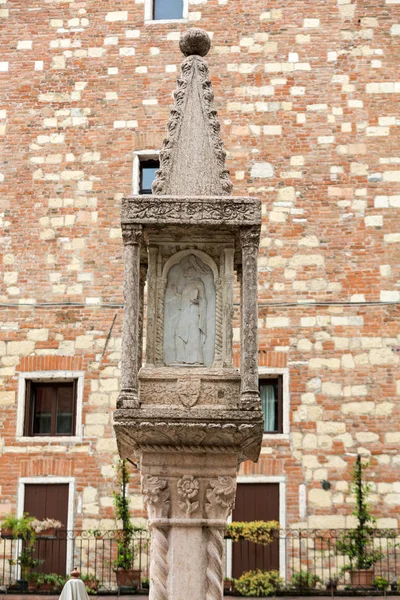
(139, 159, 159, 195)
(259, 376, 283, 433)
(153, 0, 183, 20)
(24, 381, 77, 437)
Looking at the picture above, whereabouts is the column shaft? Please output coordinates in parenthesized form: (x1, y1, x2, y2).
(118, 224, 143, 409)
(240, 227, 260, 409)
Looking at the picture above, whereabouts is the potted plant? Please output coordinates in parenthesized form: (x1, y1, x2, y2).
(336, 456, 383, 588)
(81, 573, 100, 594)
(31, 518, 63, 537)
(141, 576, 150, 590)
(113, 459, 142, 589)
(326, 576, 339, 594)
(1, 513, 34, 539)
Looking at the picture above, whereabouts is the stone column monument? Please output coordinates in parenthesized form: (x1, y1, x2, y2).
(114, 28, 263, 600)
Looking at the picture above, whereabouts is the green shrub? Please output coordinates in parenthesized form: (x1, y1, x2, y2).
(373, 576, 389, 591)
(234, 569, 282, 597)
(291, 570, 322, 590)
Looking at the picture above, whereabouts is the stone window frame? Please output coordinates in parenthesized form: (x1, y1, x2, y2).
(17, 476, 75, 573)
(259, 367, 290, 440)
(144, 0, 189, 24)
(132, 150, 160, 195)
(225, 475, 287, 579)
(16, 371, 85, 442)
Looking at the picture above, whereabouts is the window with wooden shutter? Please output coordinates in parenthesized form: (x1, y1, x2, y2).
(24, 380, 77, 437)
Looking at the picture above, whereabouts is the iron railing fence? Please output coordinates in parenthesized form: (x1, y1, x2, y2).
(228, 529, 400, 593)
(1, 529, 400, 593)
(0, 530, 150, 592)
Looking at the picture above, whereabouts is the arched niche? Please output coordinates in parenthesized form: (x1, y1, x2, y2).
(163, 250, 217, 367)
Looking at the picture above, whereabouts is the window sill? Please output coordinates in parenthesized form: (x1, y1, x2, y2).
(262, 433, 290, 440)
(16, 436, 82, 443)
(144, 18, 188, 24)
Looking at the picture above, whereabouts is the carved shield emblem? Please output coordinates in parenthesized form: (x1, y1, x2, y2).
(177, 378, 201, 408)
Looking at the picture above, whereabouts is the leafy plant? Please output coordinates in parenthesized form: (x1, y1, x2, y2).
(373, 576, 389, 591)
(225, 520, 280, 545)
(141, 576, 150, 589)
(81, 573, 99, 594)
(113, 459, 145, 571)
(336, 456, 383, 570)
(291, 570, 321, 590)
(1, 513, 34, 539)
(234, 570, 282, 597)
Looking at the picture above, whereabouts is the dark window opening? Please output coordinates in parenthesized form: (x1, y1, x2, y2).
(139, 159, 159, 195)
(24, 381, 77, 437)
(259, 376, 283, 433)
(153, 0, 184, 20)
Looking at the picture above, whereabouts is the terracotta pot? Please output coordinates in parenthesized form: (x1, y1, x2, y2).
(1, 528, 14, 538)
(39, 583, 54, 592)
(37, 527, 56, 537)
(114, 568, 140, 588)
(350, 569, 374, 588)
(28, 581, 38, 591)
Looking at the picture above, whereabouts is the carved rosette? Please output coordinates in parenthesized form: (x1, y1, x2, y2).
(177, 475, 200, 515)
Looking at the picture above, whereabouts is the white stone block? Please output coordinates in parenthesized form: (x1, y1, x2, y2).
(250, 162, 274, 178)
(366, 126, 390, 136)
(119, 47, 135, 56)
(27, 329, 49, 341)
(266, 317, 289, 328)
(380, 290, 400, 302)
(321, 382, 342, 397)
(303, 18, 320, 28)
(105, 11, 128, 21)
(0, 62, 9, 72)
(263, 125, 282, 135)
(365, 215, 383, 227)
(17, 40, 32, 50)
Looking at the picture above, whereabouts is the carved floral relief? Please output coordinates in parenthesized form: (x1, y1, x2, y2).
(205, 476, 237, 520)
(142, 475, 170, 519)
(177, 475, 200, 515)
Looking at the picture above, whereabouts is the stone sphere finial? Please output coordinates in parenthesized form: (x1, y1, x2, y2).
(179, 28, 211, 57)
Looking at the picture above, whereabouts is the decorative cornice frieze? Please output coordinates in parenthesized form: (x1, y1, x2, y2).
(121, 196, 261, 226)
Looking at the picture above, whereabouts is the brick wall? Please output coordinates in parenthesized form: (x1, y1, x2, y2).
(0, 0, 399, 529)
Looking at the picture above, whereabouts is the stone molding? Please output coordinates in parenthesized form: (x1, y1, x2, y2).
(121, 195, 261, 226)
(114, 417, 263, 463)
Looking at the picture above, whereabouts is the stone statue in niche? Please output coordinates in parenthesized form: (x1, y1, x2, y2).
(164, 253, 216, 367)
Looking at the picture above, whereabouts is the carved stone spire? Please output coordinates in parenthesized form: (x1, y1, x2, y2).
(152, 28, 233, 197)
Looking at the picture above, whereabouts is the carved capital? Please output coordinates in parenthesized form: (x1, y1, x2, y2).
(240, 226, 260, 249)
(122, 223, 143, 246)
(142, 475, 170, 520)
(205, 475, 236, 520)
